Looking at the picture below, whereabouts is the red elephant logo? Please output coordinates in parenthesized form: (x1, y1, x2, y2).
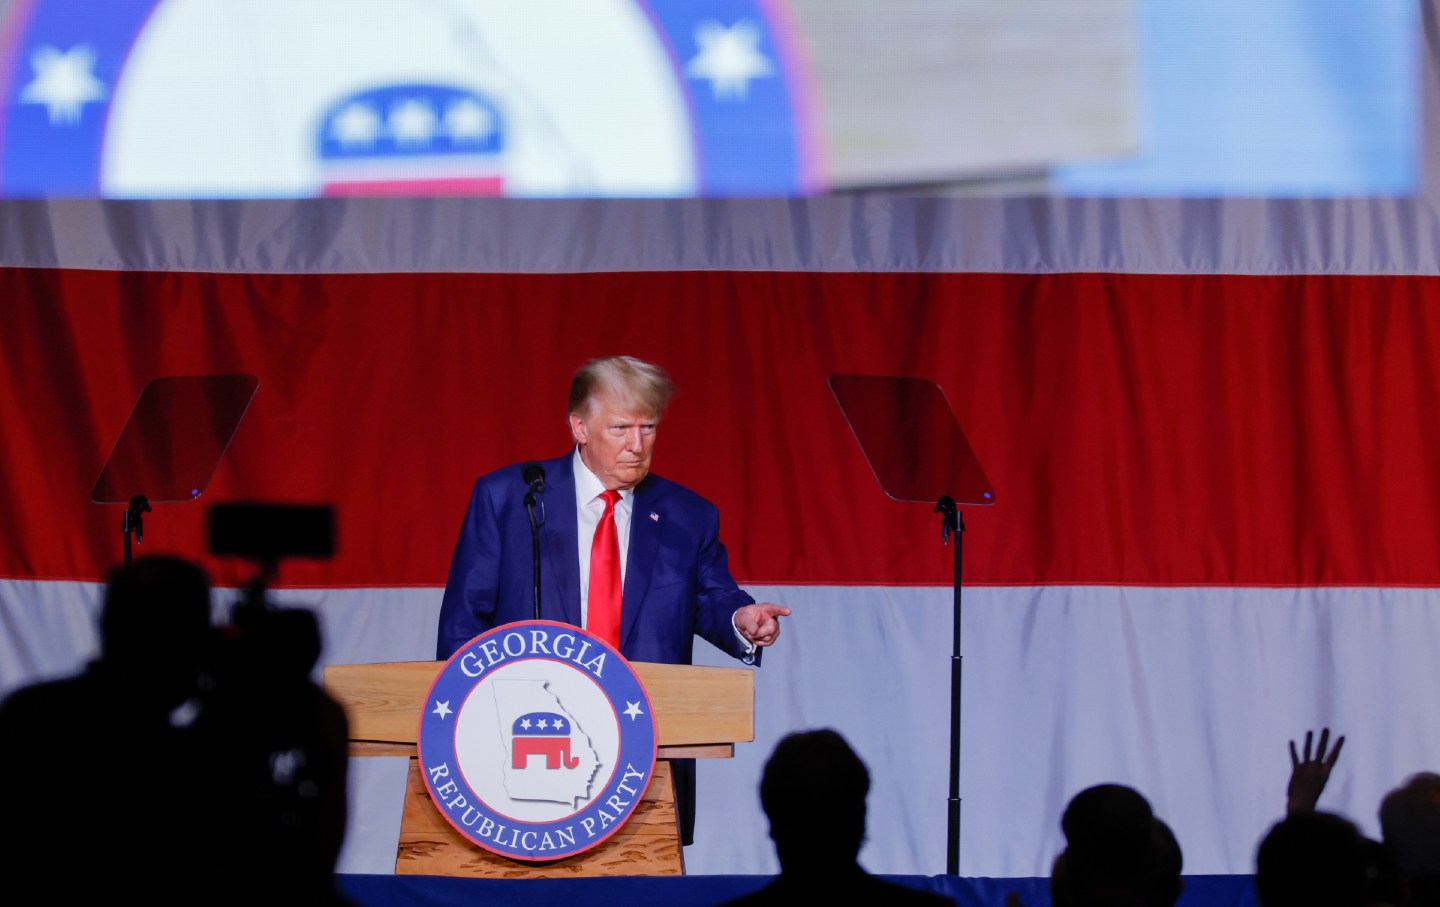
(511, 711, 580, 769)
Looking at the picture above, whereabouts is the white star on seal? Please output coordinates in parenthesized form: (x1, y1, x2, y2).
(444, 98, 494, 142)
(330, 102, 381, 147)
(432, 700, 453, 719)
(388, 98, 437, 145)
(623, 701, 644, 720)
(20, 45, 107, 125)
(684, 20, 774, 101)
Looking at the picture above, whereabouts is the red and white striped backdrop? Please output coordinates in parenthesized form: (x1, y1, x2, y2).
(3, 193, 1440, 877)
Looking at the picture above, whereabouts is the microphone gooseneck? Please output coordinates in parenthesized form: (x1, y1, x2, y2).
(522, 461, 545, 620)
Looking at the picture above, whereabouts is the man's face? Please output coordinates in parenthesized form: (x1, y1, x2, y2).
(570, 391, 658, 491)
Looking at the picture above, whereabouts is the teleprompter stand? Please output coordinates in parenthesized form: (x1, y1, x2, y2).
(91, 374, 259, 566)
(829, 373, 995, 875)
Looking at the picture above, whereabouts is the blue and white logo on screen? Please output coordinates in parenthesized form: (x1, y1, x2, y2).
(0, 0, 815, 197)
(419, 620, 657, 861)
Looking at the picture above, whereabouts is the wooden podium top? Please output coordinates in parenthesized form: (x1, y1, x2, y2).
(323, 659, 754, 759)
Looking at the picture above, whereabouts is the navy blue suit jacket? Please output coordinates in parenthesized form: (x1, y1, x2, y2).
(436, 451, 757, 665)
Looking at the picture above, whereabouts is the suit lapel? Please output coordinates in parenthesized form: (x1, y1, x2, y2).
(541, 452, 582, 627)
(621, 476, 660, 651)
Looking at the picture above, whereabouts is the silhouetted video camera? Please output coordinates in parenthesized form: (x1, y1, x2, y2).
(198, 502, 349, 896)
(208, 502, 336, 563)
(207, 501, 335, 679)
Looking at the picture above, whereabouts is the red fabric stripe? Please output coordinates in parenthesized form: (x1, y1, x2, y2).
(3, 268, 1439, 588)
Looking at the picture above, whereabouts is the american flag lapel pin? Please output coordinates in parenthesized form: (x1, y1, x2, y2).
(649, 511, 659, 522)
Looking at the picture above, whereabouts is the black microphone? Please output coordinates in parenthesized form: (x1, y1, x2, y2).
(521, 462, 546, 620)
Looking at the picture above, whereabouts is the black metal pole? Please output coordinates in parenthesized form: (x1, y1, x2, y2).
(121, 494, 150, 568)
(935, 495, 963, 875)
(950, 507, 965, 874)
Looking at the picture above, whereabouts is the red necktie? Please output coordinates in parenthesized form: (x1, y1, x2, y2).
(588, 490, 622, 649)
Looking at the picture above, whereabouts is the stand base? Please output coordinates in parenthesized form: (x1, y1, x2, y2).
(396, 758, 685, 877)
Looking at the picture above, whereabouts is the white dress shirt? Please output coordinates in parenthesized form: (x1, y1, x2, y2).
(573, 449, 632, 629)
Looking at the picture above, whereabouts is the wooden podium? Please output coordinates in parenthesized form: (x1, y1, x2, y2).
(322, 659, 754, 878)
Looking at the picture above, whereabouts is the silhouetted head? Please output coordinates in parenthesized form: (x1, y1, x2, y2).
(759, 729, 869, 871)
(1147, 819, 1184, 907)
(1380, 772, 1440, 880)
(1062, 785, 1156, 882)
(1052, 784, 1183, 907)
(99, 554, 213, 709)
(1255, 810, 1369, 907)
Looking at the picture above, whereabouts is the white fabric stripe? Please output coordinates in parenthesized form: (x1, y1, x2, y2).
(1, 194, 1438, 275)
(0, 580, 442, 699)
(0, 578, 106, 692)
(5, 578, 1439, 878)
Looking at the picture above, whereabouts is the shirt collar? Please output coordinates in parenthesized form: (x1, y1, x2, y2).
(572, 447, 633, 508)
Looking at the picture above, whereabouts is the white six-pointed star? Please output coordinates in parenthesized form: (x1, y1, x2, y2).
(331, 102, 382, 147)
(623, 701, 644, 720)
(684, 19, 773, 101)
(20, 45, 107, 125)
(432, 700, 453, 719)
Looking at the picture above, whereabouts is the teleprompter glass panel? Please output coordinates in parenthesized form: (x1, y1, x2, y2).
(92, 374, 260, 504)
(828, 373, 994, 507)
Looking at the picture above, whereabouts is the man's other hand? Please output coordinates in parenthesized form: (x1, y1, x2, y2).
(734, 603, 791, 648)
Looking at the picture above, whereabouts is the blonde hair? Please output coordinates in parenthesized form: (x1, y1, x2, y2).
(568, 356, 675, 418)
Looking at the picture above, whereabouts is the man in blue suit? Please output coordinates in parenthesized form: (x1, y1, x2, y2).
(436, 355, 789, 846)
